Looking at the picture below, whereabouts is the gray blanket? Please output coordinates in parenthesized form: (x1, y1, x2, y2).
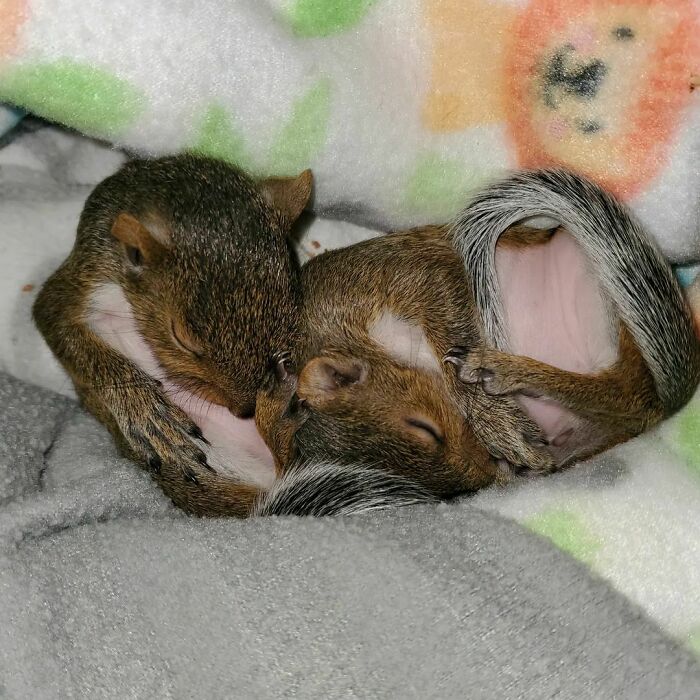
(1, 370, 698, 699)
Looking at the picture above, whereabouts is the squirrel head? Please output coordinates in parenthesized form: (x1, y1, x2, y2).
(255, 350, 499, 497)
(90, 155, 312, 417)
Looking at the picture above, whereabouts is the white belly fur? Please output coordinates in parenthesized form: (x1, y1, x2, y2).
(86, 283, 276, 488)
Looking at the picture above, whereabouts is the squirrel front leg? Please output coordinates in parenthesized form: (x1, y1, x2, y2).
(414, 316, 556, 472)
(438, 359, 555, 472)
(33, 261, 213, 483)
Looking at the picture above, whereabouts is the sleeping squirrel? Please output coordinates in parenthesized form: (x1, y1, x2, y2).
(253, 169, 700, 513)
(33, 155, 308, 492)
(255, 170, 700, 499)
(34, 160, 700, 517)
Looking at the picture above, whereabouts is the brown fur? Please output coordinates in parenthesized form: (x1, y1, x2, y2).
(36, 159, 671, 518)
(283, 225, 556, 472)
(158, 468, 261, 518)
(140, 217, 664, 515)
(259, 223, 665, 487)
(497, 223, 559, 247)
(33, 154, 308, 487)
(451, 325, 663, 467)
(255, 350, 502, 498)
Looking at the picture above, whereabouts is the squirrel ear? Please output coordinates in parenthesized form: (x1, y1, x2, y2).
(297, 354, 368, 404)
(111, 213, 169, 266)
(259, 169, 313, 230)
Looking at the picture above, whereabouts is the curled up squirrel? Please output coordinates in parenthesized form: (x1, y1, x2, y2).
(34, 155, 435, 516)
(254, 171, 700, 509)
(34, 159, 700, 517)
(34, 155, 308, 514)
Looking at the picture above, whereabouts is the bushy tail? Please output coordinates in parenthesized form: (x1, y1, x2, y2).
(160, 461, 435, 519)
(252, 460, 435, 517)
(450, 169, 700, 413)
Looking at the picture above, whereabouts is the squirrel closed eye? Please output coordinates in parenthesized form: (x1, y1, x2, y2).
(170, 318, 204, 358)
(403, 415, 444, 446)
(125, 245, 143, 267)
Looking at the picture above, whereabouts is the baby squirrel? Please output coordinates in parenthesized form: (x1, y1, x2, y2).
(36, 161, 700, 518)
(255, 170, 700, 501)
(121, 168, 700, 517)
(33, 154, 309, 484)
(252, 223, 553, 501)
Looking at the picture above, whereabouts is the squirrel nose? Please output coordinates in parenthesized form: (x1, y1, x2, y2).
(228, 395, 256, 419)
(232, 400, 256, 419)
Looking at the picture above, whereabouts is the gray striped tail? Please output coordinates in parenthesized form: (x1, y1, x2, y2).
(449, 169, 700, 412)
(253, 461, 435, 517)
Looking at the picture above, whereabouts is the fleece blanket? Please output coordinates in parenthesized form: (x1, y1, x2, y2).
(2, 370, 700, 699)
(0, 0, 699, 261)
(2, 124, 700, 677)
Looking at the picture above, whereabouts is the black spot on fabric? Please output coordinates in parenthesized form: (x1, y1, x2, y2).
(542, 46, 608, 108)
(576, 118, 603, 134)
(613, 26, 635, 40)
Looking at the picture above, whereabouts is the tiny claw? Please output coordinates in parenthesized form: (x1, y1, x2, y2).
(147, 455, 162, 474)
(273, 350, 296, 382)
(197, 452, 215, 472)
(285, 393, 308, 418)
(451, 362, 490, 385)
(444, 346, 468, 358)
(189, 424, 210, 446)
(184, 469, 200, 485)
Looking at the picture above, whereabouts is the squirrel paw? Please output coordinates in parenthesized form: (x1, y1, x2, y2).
(445, 347, 530, 396)
(112, 385, 213, 484)
(477, 398, 555, 473)
(448, 374, 556, 473)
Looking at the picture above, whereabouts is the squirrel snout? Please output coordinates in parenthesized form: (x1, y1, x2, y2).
(224, 389, 257, 419)
(235, 404, 256, 420)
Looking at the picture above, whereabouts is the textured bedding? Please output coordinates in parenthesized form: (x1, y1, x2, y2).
(0, 0, 698, 260)
(2, 369, 700, 698)
(0, 125, 699, 698)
